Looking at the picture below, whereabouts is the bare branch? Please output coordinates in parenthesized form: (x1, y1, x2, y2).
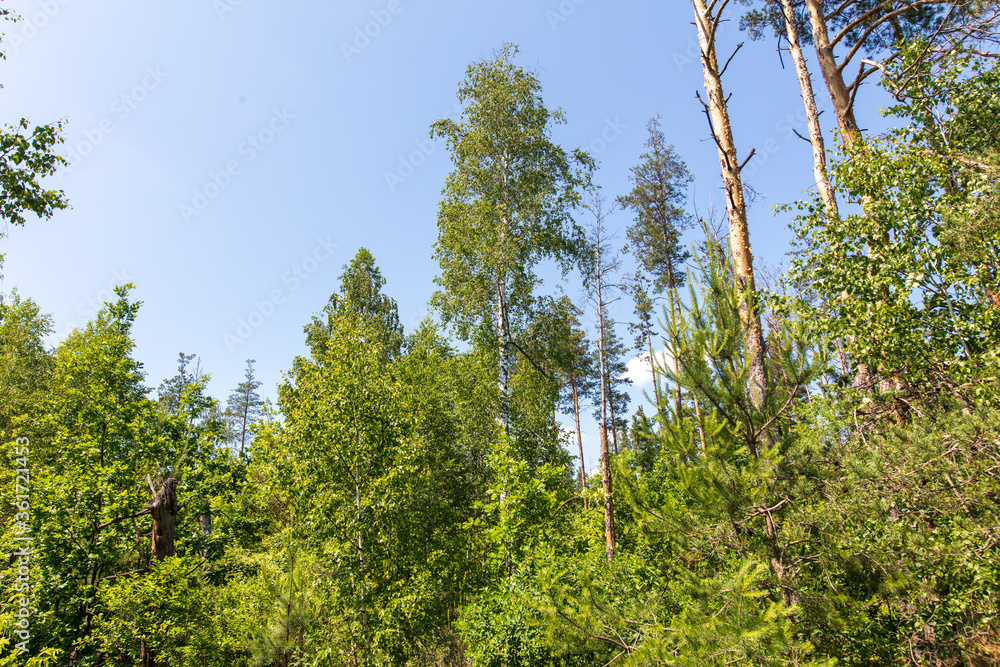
(719, 41, 744, 77)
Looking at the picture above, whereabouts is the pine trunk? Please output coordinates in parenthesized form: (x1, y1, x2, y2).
(665, 268, 683, 418)
(691, 0, 768, 428)
(607, 373, 619, 456)
(645, 319, 664, 416)
(780, 0, 839, 218)
(594, 242, 616, 559)
(599, 422, 616, 561)
(803, 0, 878, 392)
(803, 0, 864, 150)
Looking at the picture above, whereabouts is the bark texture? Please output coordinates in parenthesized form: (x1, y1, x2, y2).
(781, 0, 839, 218)
(150, 477, 178, 562)
(691, 0, 768, 429)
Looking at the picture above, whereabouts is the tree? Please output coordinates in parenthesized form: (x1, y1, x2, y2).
(0, 9, 69, 273)
(618, 115, 694, 296)
(225, 359, 263, 457)
(583, 192, 624, 560)
(742, 0, 841, 220)
(10, 287, 170, 660)
(629, 277, 663, 415)
(535, 239, 829, 665)
(741, 1, 996, 390)
(591, 304, 631, 456)
(791, 48, 1000, 389)
(0, 290, 53, 436)
(541, 295, 598, 498)
(618, 117, 694, 418)
(790, 0, 997, 154)
(304, 247, 404, 364)
(430, 43, 593, 437)
(690, 0, 770, 414)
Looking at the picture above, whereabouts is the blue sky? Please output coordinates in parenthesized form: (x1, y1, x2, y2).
(0, 0, 892, 471)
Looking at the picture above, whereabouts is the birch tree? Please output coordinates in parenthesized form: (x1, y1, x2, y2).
(431, 44, 593, 437)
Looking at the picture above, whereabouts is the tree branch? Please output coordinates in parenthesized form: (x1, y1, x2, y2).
(96, 507, 152, 532)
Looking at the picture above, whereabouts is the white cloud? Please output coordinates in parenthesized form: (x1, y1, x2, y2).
(625, 349, 675, 387)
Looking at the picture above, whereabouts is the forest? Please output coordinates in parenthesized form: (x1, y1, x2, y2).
(1, 0, 999, 665)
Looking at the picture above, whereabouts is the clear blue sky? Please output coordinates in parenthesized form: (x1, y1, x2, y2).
(0, 0, 892, 471)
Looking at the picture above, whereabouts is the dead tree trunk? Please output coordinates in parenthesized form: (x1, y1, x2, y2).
(596, 268, 617, 560)
(691, 0, 801, 608)
(780, 0, 839, 218)
(802, 0, 881, 392)
(691, 0, 768, 430)
(588, 195, 620, 561)
(149, 476, 178, 562)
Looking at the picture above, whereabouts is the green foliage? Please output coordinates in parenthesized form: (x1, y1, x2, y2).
(430, 43, 593, 345)
(0, 7, 69, 250)
(305, 247, 404, 364)
(0, 118, 68, 232)
(248, 541, 322, 667)
(5, 30, 1000, 667)
(791, 398, 1000, 664)
(0, 290, 53, 437)
(458, 579, 600, 667)
(279, 311, 478, 664)
(791, 48, 1000, 387)
(93, 557, 229, 667)
(618, 115, 693, 293)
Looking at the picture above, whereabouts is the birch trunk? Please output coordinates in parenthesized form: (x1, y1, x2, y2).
(496, 280, 510, 437)
(571, 371, 588, 507)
